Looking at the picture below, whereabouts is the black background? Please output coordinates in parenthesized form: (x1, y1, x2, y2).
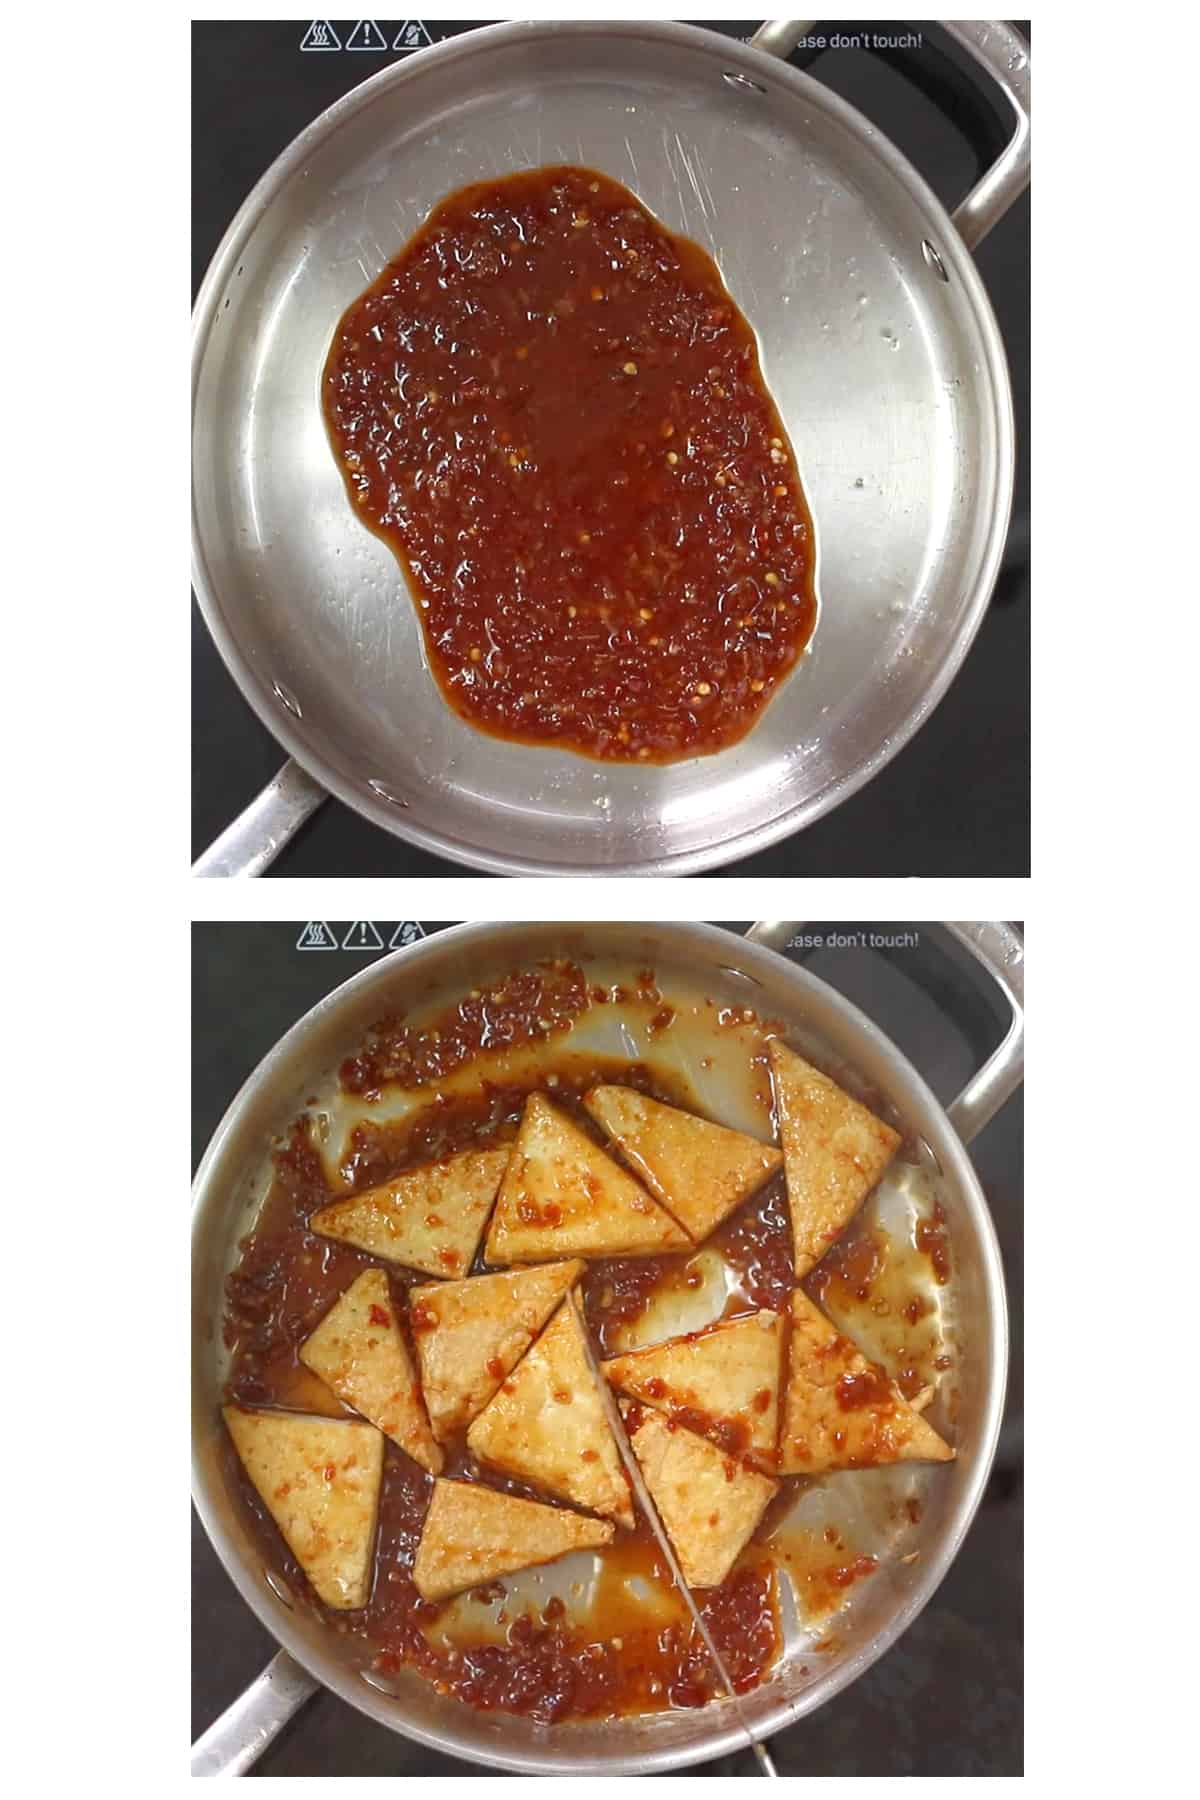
(192, 21, 1030, 876)
(192, 922, 1022, 1774)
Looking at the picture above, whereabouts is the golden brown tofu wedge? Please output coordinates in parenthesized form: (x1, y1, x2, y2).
(309, 1145, 508, 1279)
(768, 1041, 902, 1276)
(624, 1405, 777, 1589)
(485, 1094, 690, 1263)
(602, 1310, 783, 1469)
(412, 1478, 613, 1602)
(299, 1268, 442, 1474)
(468, 1299, 635, 1527)
(409, 1259, 584, 1441)
(222, 1406, 384, 1609)
(780, 1289, 954, 1473)
(583, 1085, 782, 1243)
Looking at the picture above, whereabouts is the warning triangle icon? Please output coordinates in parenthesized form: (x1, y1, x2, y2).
(394, 22, 433, 52)
(343, 921, 385, 951)
(346, 20, 388, 52)
(297, 921, 338, 951)
(299, 21, 341, 52)
(389, 920, 425, 948)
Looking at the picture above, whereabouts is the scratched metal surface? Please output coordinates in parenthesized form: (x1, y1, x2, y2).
(194, 924, 1005, 1772)
(192, 21, 1011, 873)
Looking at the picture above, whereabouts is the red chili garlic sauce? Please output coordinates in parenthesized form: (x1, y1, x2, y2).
(224, 1422, 778, 1721)
(339, 958, 596, 1101)
(322, 165, 817, 762)
(220, 1030, 782, 1714)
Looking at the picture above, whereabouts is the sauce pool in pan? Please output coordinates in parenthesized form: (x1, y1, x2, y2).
(322, 165, 818, 763)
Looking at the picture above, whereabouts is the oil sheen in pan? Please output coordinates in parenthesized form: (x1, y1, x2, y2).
(219, 956, 958, 1679)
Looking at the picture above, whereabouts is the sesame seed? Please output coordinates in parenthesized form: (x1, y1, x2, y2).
(770, 447, 786, 463)
(578, 530, 591, 544)
(573, 211, 589, 227)
(773, 484, 787, 497)
(715, 474, 727, 487)
(515, 345, 529, 360)
(769, 437, 783, 449)
(589, 181, 600, 193)
(695, 682, 712, 696)
(764, 572, 781, 587)
(660, 422, 675, 439)
(751, 679, 765, 692)
(508, 453, 520, 467)
(623, 361, 638, 375)
(666, 451, 679, 465)
(469, 647, 482, 662)
(714, 384, 726, 398)
(637, 747, 651, 759)
(568, 605, 577, 618)
(638, 608, 653, 622)
(590, 286, 604, 301)
(648, 635, 661, 647)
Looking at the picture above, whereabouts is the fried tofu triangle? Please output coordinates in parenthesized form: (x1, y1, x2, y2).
(584, 1086, 782, 1242)
(412, 1478, 613, 1602)
(468, 1300, 635, 1527)
(625, 1406, 777, 1589)
(780, 1289, 954, 1474)
(768, 1040, 901, 1276)
(485, 1094, 690, 1263)
(409, 1259, 584, 1441)
(299, 1269, 442, 1474)
(309, 1145, 508, 1279)
(602, 1310, 783, 1468)
(222, 1407, 384, 1609)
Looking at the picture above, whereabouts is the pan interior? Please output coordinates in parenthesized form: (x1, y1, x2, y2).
(194, 25, 1007, 871)
(193, 925, 1000, 1772)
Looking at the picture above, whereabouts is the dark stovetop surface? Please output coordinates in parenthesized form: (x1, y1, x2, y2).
(191, 21, 1030, 877)
(192, 922, 1022, 1775)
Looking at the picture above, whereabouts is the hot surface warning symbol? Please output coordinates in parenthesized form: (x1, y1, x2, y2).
(343, 921, 386, 950)
(389, 921, 425, 948)
(299, 21, 341, 52)
(394, 22, 433, 52)
(346, 21, 389, 52)
(297, 921, 338, 950)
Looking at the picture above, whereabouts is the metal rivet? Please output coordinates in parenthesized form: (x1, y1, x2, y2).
(271, 679, 302, 719)
(915, 1134, 944, 1178)
(368, 777, 411, 810)
(263, 1568, 294, 1609)
(360, 1668, 399, 1696)
(722, 70, 767, 95)
(922, 239, 949, 283)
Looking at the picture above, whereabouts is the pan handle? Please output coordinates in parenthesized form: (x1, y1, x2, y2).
(190, 1648, 319, 1776)
(192, 759, 328, 878)
(743, 920, 1023, 1148)
(749, 19, 1030, 250)
(940, 922, 1024, 1145)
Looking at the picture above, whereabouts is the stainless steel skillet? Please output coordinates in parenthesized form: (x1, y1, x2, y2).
(191, 921, 1023, 1772)
(191, 20, 1030, 876)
